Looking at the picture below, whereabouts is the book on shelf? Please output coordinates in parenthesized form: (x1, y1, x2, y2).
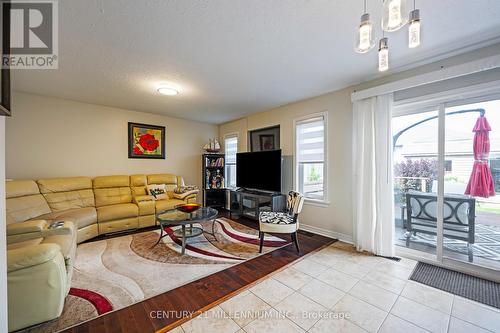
(205, 157, 224, 167)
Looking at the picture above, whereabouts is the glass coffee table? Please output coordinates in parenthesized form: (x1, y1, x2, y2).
(154, 207, 218, 255)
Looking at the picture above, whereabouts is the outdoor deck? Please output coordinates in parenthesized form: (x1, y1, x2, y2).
(395, 211, 500, 270)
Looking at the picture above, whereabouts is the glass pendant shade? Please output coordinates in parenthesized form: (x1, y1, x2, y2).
(355, 13, 375, 53)
(378, 38, 389, 72)
(408, 9, 421, 48)
(382, 0, 408, 32)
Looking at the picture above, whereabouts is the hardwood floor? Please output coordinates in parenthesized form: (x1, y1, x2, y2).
(62, 211, 335, 333)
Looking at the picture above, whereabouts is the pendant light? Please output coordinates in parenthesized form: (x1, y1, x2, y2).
(378, 37, 389, 72)
(355, 0, 375, 53)
(408, 1, 421, 48)
(382, 0, 408, 32)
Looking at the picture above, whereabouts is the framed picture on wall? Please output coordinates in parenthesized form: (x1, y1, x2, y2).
(128, 122, 166, 159)
(259, 134, 275, 151)
(1, 0, 12, 116)
(249, 125, 280, 152)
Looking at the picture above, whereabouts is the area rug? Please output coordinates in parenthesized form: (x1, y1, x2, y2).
(410, 262, 500, 309)
(401, 223, 500, 262)
(24, 217, 288, 333)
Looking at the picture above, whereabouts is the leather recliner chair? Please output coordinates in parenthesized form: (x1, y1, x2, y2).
(6, 180, 77, 332)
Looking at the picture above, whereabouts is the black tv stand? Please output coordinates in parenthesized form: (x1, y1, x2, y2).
(229, 189, 286, 220)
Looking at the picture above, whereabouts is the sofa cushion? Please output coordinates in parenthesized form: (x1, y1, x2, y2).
(130, 174, 148, 196)
(38, 177, 95, 211)
(7, 238, 44, 251)
(147, 174, 177, 185)
(6, 195, 51, 224)
(37, 207, 97, 229)
(7, 220, 48, 236)
(97, 203, 139, 222)
(6, 180, 41, 198)
(155, 199, 186, 213)
(37, 177, 92, 193)
(94, 187, 132, 207)
(6, 180, 52, 223)
(130, 174, 146, 187)
(93, 175, 130, 189)
(7, 243, 62, 273)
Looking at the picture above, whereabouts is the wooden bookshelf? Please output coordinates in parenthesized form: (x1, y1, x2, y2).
(202, 153, 226, 208)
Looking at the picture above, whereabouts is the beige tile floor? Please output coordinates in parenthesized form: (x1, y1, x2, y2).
(170, 242, 500, 333)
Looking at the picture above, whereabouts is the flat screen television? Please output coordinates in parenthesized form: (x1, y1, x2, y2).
(236, 150, 281, 192)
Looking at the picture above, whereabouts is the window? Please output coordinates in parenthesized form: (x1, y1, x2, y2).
(224, 134, 238, 188)
(295, 115, 327, 201)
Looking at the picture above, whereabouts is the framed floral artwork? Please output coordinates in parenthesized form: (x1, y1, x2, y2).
(128, 122, 166, 159)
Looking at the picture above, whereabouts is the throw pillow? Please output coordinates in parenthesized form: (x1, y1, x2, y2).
(174, 185, 199, 194)
(147, 184, 168, 200)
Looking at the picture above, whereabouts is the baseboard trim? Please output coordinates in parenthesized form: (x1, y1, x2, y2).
(299, 224, 353, 244)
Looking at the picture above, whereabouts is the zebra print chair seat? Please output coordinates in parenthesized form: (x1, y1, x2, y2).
(259, 191, 305, 254)
(259, 212, 295, 225)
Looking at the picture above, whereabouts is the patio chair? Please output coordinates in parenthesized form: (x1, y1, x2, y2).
(406, 190, 476, 262)
(258, 191, 305, 254)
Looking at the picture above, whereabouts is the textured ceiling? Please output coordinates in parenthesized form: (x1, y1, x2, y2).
(12, 0, 500, 124)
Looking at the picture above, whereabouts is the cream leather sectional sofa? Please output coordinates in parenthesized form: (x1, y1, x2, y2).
(5, 173, 197, 332)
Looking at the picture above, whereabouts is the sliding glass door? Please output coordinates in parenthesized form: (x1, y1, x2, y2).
(393, 93, 500, 278)
(393, 109, 439, 258)
(443, 99, 500, 271)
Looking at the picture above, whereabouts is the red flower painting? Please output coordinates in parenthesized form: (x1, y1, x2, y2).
(128, 123, 165, 159)
(133, 146, 143, 155)
(138, 133, 159, 152)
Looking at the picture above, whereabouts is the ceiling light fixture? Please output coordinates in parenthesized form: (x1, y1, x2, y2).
(353, 0, 422, 72)
(382, 0, 408, 32)
(157, 86, 179, 96)
(378, 37, 389, 72)
(355, 1, 375, 53)
(408, 1, 421, 48)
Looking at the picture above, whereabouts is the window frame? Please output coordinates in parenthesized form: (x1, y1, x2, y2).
(224, 132, 239, 189)
(293, 111, 329, 206)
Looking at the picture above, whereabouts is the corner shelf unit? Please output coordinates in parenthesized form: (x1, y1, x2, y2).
(202, 153, 226, 208)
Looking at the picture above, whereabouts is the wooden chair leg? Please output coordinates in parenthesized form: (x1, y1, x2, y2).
(291, 231, 300, 254)
(259, 231, 264, 253)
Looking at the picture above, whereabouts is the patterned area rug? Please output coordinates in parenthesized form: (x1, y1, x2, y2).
(24, 218, 288, 332)
(401, 223, 500, 261)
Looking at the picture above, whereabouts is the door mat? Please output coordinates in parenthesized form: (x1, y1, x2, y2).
(410, 262, 500, 309)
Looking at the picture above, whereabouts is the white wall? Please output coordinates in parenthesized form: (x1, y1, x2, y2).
(220, 87, 354, 241)
(6, 92, 218, 188)
(0, 116, 8, 332)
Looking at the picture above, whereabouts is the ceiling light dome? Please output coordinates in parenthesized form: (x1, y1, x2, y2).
(157, 86, 179, 96)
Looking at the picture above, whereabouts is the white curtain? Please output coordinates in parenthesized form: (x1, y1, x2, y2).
(352, 94, 395, 256)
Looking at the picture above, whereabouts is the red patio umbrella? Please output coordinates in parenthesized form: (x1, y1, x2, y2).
(465, 113, 495, 198)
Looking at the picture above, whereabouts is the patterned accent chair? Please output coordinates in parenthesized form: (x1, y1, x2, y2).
(258, 191, 305, 254)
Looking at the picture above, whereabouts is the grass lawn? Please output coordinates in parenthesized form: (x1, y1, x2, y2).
(476, 206, 500, 214)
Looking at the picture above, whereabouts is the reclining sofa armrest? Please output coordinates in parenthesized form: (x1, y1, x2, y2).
(41, 221, 75, 237)
(6, 220, 49, 236)
(133, 195, 155, 204)
(134, 195, 156, 216)
(172, 190, 199, 201)
(7, 243, 62, 273)
(185, 194, 198, 204)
